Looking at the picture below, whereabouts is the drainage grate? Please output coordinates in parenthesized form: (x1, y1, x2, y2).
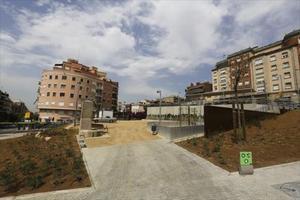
(273, 181, 300, 199)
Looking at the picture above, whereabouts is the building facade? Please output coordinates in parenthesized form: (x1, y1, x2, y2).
(212, 60, 230, 92)
(185, 82, 212, 101)
(210, 29, 300, 103)
(251, 31, 300, 101)
(37, 59, 118, 122)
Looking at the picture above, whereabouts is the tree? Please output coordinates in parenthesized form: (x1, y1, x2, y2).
(232, 58, 247, 142)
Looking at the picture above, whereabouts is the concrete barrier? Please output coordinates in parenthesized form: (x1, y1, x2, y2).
(147, 122, 204, 140)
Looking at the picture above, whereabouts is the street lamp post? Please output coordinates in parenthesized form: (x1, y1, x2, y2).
(157, 90, 162, 125)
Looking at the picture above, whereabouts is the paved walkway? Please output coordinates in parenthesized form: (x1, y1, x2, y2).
(3, 139, 300, 200)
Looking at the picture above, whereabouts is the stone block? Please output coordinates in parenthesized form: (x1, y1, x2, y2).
(80, 100, 93, 130)
(239, 165, 254, 175)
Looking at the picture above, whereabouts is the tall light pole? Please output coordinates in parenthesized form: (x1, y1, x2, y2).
(157, 90, 162, 124)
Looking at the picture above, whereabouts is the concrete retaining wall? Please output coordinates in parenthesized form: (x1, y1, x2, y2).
(147, 122, 204, 140)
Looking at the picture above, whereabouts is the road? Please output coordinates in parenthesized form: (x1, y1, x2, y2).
(13, 139, 300, 200)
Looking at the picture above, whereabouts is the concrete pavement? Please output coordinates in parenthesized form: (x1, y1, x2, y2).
(3, 139, 300, 200)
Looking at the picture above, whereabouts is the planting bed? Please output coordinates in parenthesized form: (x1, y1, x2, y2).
(0, 127, 90, 197)
(176, 110, 300, 172)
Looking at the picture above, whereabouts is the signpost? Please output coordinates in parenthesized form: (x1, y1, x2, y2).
(240, 152, 252, 166)
(239, 151, 254, 175)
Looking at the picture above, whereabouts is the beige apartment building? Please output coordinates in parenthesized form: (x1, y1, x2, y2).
(251, 30, 300, 101)
(37, 59, 118, 122)
(210, 29, 300, 103)
(212, 59, 230, 92)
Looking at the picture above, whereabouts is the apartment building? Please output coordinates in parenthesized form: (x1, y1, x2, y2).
(212, 59, 230, 92)
(228, 47, 254, 91)
(210, 29, 300, 103)
(185, 82, 212, 101)
(37, 59, 118, 122)
(252, 30, 300, 101)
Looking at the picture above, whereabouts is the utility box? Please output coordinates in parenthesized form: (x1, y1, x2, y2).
(99, 110, 113, 119)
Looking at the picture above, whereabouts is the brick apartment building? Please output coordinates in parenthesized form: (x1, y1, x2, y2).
(211, 29, 300, 103)
(37, 59, 118, 122)
(185, 82, 212, 101)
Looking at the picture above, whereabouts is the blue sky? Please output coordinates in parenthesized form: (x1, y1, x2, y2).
(0, 0, 299, 111)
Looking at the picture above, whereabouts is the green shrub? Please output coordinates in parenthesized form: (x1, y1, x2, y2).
(0, 164, 17, 191)
(65, 148, 74, 157)
(191, 138, 198, 146)
(20, 159, 37, 175)
(212, 138, 223, 153)
(217, 152, 226, 165)
(203, 138, 210, 157)
(26, 175, 44, 189)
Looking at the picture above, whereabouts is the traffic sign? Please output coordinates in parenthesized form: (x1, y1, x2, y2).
(240, 151, 252, 166)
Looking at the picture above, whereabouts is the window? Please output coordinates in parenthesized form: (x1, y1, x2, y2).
(60, 92, 65, 97)
(80, 86, 82, 90)
(49, 75, 52, 79)
(86, 87, 89, 92)
(53, 92, 56, 97)
(48, 84, 51, 88)
(214, 86, 217, 90)
(79, 95, 82, 99)
(284, 72, 291, 79)
(255, 69, 264, 74)
(285, 82, 292, 89)
(87, 80, 90, 84)
(213, 79, 217, 84)
(71, 85, 75, 89)
(70, 93, 74, 98)
(55, 75, 58, 79)
(61, 84, 66, 89)
(47, 92, 50, 96)
(257, 86, 265, 92)
(272, 74, 279, 81)
(271, 65, 277, 71)
(273, 84, 279, 91)
(282, 52, 288, 59)
(80, 78, 83, 82)
(254, 58, 263, 65)
(270, 55, 276, 62)
(244, 73, 249, 77)
(238, 82, 243, 86)
(244, 81, 250, 85)
(283, 62, 289, 68)
(54, 84, 57, 88)
(62, 75, 67, 80)
(72, 77, 76, 81)
(85, 96, 88, 99)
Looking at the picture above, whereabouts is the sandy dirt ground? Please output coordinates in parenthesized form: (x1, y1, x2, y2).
(85, 120, 159, 148)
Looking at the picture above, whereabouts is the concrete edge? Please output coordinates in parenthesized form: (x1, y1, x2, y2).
(76, 135, 96, 190)
(171, 133, 204, 143)
(228, 161, 300, 176)
(0, 187, 94, 200)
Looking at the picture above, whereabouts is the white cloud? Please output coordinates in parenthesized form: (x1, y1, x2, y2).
(0, 0, 299, 110)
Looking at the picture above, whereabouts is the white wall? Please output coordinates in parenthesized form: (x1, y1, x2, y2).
(147, 106, 204, 116)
